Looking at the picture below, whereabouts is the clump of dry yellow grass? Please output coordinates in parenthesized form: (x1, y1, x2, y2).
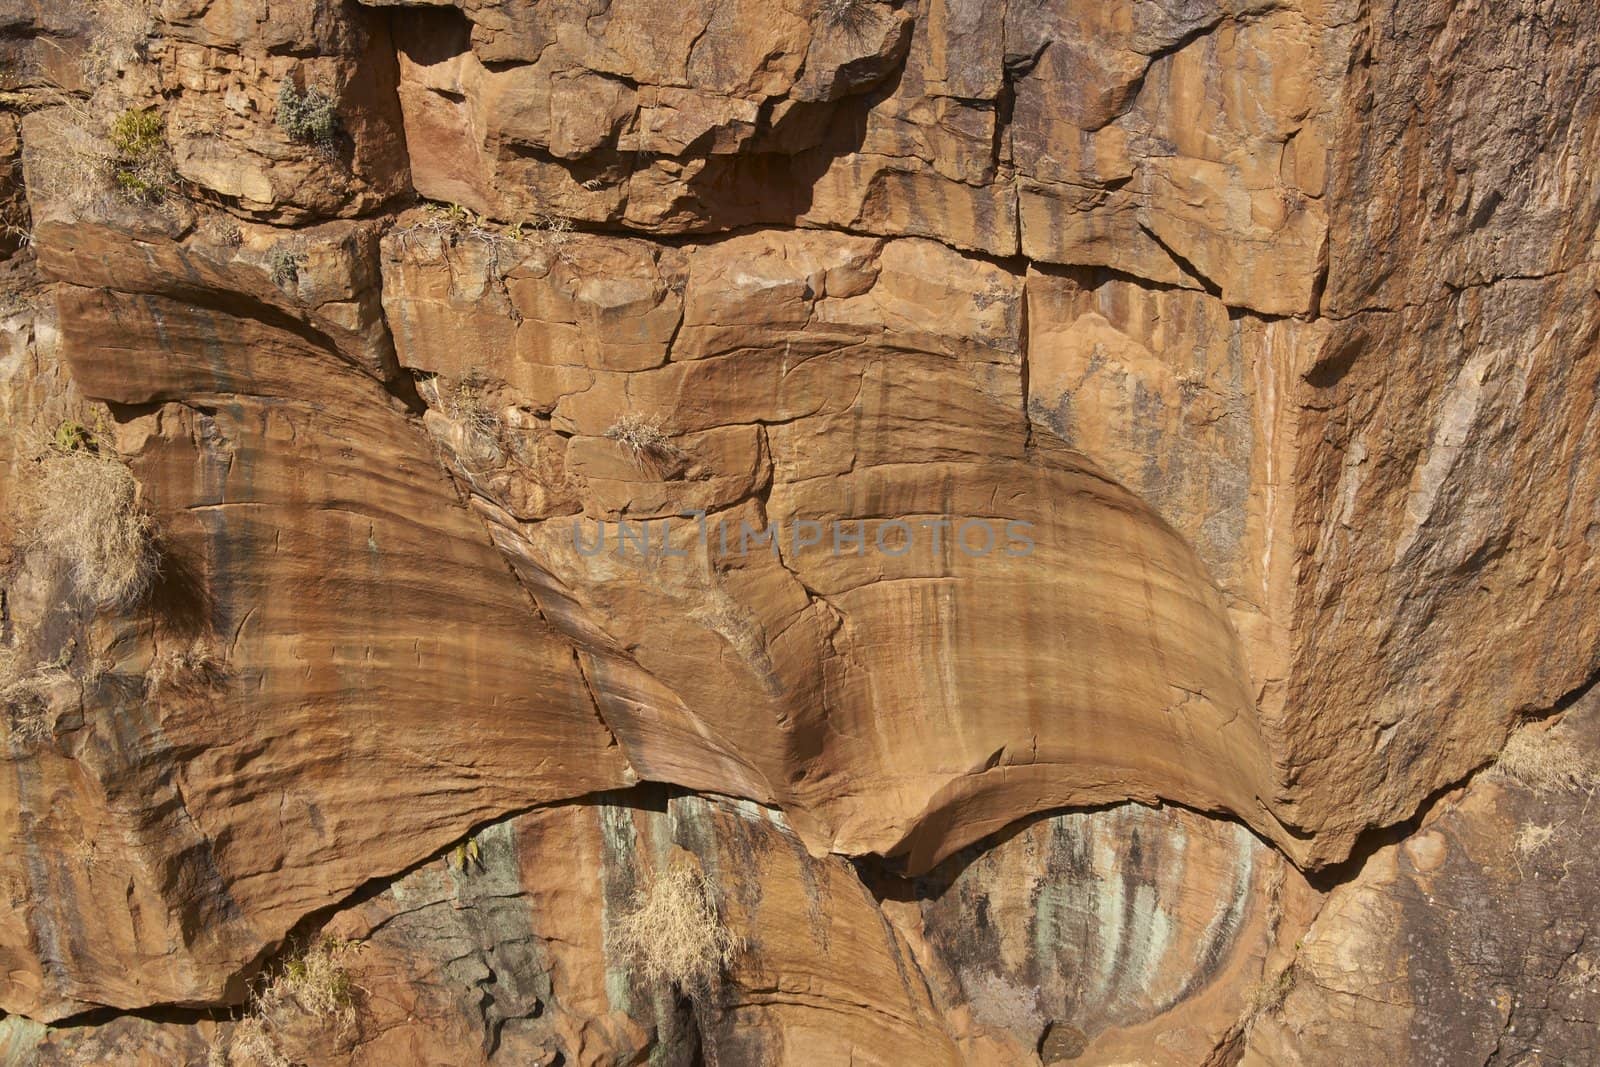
(604, 413, 680, 468)
(145, 640, 227, 699)
(612, 859, 740, 1000)
(231, 937, 357, 1067)
(0, 647, 65, 744)
(1494, 726, 1599, 796)
(18, 434, 156, 608)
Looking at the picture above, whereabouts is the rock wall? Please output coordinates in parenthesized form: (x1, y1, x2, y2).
(0, 0, 1596, 1063)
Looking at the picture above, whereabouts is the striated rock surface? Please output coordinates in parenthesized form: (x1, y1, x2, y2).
(0, 790, 1305, 1065)
(1, 215, 629, 1020)
(0, 0, 1597, 1062)
(380, 224, 1286, 872)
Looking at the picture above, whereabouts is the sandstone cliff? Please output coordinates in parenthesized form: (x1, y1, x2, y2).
(0, 0, 1596, 1063)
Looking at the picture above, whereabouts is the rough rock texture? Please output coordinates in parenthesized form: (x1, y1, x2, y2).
(379, 0, 1349, 315)
(1241, 695, 1600, 1065)
(1276, 0, 1600, 858)
(0, 0, 1597, 1062)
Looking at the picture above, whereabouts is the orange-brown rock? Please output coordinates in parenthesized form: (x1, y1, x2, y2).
(1, 0, 1598, 1061)
(157, 0, 412, 222)
(0, 791, 1312, 1065)
(376, 0, 1350, 310)
(383, 224, 1290, 874)
(1242, 696, 1600, 1065)
(0, 216, 630, 1020)
(1272, 0, 1600, 865)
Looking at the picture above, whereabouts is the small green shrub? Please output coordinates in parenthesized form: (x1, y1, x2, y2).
(277, 82, 339, 155)
(52, 420, 92, 453)
(109, 108, 163, 158)
(106, 108, 174, 204)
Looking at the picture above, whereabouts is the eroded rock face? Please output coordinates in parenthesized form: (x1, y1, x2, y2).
(1275, 0, 1600, 861)
(376, 0, 1348, 312)
(1242, 698, 1600, 1065)
(0, 217, 630, 1020)
(881, 803, 1309, 1064)
(157, 0, 412, 221)
(0, 0, 1597, 1061)
(0, 792, 1307, 1065)
(382, 224, 1286, 873)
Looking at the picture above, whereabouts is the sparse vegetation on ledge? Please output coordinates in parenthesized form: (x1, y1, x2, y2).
(612, 859, 740, 1001)
(605, 413, 681, 468)
(276, 81, 340, 157)
(17, 425, 157, 608)
(231, 936, 358, 1067)
(395, 202, 575, 265)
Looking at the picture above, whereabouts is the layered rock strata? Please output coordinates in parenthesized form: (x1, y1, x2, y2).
(0, 0, 1595, 1062)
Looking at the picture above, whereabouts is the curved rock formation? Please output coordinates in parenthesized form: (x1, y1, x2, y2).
(0, 0, 1596, 1062)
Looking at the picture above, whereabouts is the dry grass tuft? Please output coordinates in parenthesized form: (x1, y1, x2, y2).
(612, 860, 740, 1000)
(604, 413, 680, 468)
(0, 647, 67, 745)
(30, 107, 115, 209)
(536, 213, 573, 252)
(146, 640, 227, 699)
(443, 372, 503, 441)
(395, 203, 577, 270)
(18, 434, 156, 608)
(1514, 822, 1556, 858)
(1247, 962, 1297, 1018)
(430, 371, 509, 471)
(231, 937, 357, 1067)
(32, 103, 177, 210)
(1494, 726, 1599, 796)
(201, 213, 243, 247)
(819, 0, 876, 33)
(83, 0, 157, 86)
(230, 1015, 289, 1067)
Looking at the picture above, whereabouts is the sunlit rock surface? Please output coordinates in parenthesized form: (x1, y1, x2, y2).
(0, 0, 1597, 1061)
